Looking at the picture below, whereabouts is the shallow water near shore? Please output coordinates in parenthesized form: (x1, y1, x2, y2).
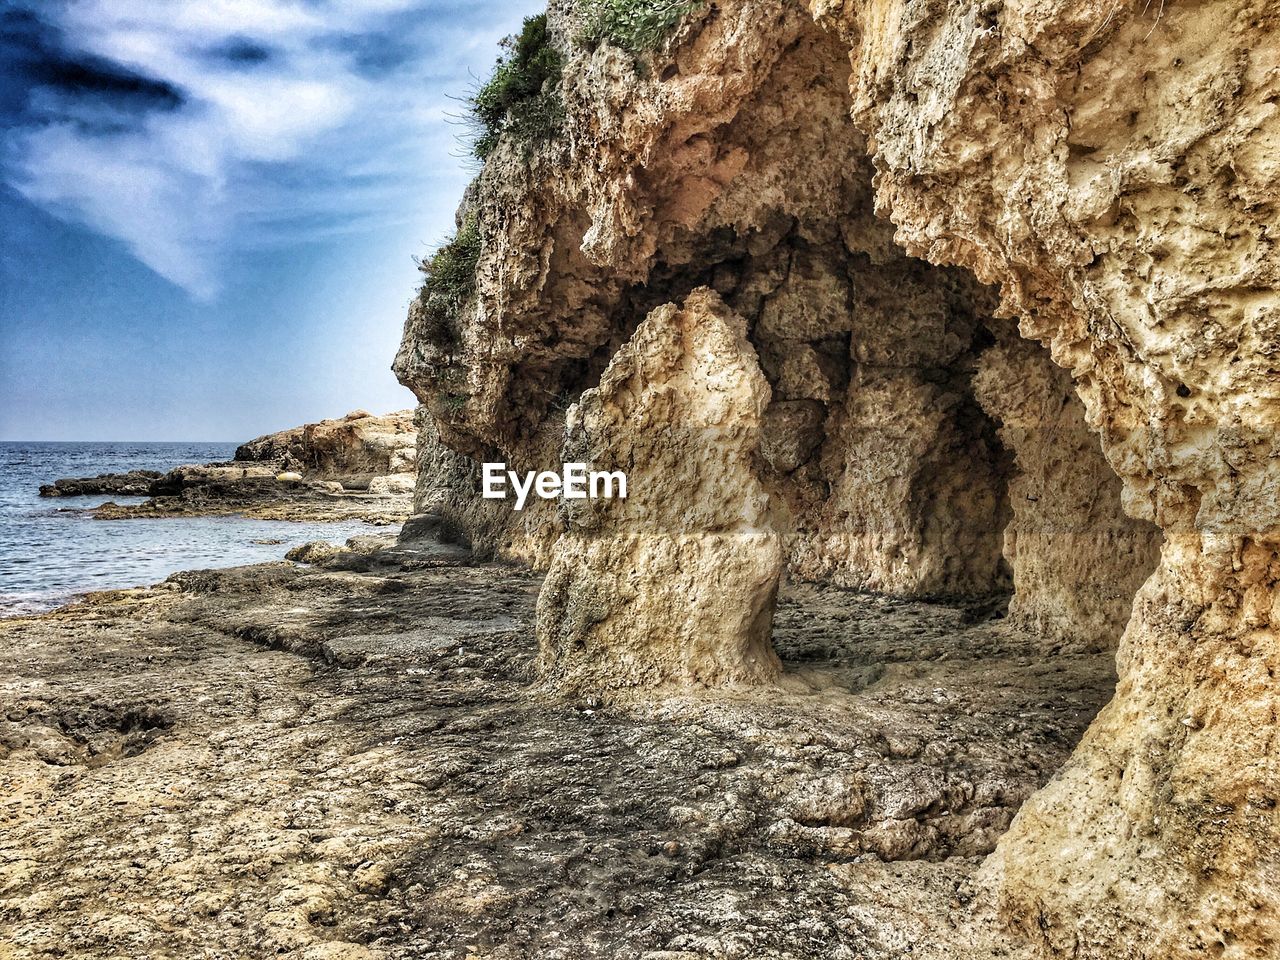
(0, 441, 394, 617)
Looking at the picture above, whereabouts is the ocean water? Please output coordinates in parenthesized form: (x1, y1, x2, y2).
(0, 442, 394, 617)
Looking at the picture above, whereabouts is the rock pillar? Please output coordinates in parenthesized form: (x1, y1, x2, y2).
(535, 288, 783, 691)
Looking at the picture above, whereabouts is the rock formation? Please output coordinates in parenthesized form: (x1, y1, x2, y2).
(39, 471, 162, 498)
(235, 409, 418, 482)
(41, 410, 419, 524)
(395, 1, 1279, 956)
(536, 288, 782, 689)
(972, 321, 1163, 651)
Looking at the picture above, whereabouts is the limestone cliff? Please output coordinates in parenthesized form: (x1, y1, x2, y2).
(397, 1, 1278, 957)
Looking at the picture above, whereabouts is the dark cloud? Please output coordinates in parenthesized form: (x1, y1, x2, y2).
(33, 58, 184, 106)
(317, 30, 417, 77)
(204, 36, 275, 68)
(0, 0, 530, 298)
(0, 5, 53, 120)
(0, 4, 183, 123)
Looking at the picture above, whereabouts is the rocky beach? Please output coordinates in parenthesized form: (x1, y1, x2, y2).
(43, 410, 420, 526)
(0, 523, 1109, 959)
(3, 0, 1278, 957)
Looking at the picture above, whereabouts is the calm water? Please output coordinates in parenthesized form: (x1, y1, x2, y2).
(0, 442, 394, 617)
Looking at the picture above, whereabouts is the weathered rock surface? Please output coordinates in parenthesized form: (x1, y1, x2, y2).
(38, 470, 162, 498)
(536, 289, 782, 690)
(235, 409, 418, 479)
(0, 533, 1113, 959)
(92, 470, 409, 525)
(972, 321, 1163, 651)
(395, 9, 1023, 603)
(394, 0, 1280, 956)
(822, 0, 1280, 952)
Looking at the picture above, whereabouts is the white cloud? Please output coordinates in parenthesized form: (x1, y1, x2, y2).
(15, 122, 225, 299)
(5, 0, 523, 300)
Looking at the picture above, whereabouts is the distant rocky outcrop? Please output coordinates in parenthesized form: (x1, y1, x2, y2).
(234, 409, 417, 480)
(38, 410, 418, 524)
(39, 470, 163, 498)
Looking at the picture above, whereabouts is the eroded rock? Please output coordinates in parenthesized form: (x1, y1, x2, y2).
(973, 321, 1163, 651)
(50, 411, 421, 524)
(0, 535, 1114, 959)
(393, 0, 1280, 954)
(38, 470, 162, 498)
(235, 409, 418, 478)
(536, 289, 782, 690)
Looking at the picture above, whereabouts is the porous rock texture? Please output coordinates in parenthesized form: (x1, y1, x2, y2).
(972, 321, 1163, 651)
(536, 288, 783, 689)
(235, 409, 418, 481)
(0, 539, 1112, 960)
(394, 0, 1279, 957)
(395, 1, 1155, 612)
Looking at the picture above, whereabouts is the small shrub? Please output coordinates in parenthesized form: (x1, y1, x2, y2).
(416, 217, 481, 345)
(470, 14, 565, 159)
(579, 0, 707, 53)
(424, 218, 481, 298)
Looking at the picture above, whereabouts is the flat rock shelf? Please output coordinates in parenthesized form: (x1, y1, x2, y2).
(0, 532, 1108, 959)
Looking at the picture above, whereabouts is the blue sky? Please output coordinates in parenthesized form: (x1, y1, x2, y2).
(0, 0, 533, 441)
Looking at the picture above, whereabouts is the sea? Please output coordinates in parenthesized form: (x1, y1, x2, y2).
(0, 442, 394, 618)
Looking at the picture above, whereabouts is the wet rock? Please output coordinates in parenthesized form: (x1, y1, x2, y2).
(38, 470, 162, 497)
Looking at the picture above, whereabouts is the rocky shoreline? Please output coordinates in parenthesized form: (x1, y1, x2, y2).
(86, 464, 412, 525)
(39, 470, 163, 498)
(37, 410, 419, 526)
(7, 0, 1275, 951)
(0, 521, 1109, 959)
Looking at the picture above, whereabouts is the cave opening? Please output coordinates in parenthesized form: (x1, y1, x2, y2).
(525, 11, 1162, 862)
(580, 12, 1163, 652)
(384, 3, 1276, 951)
(399, 3, 1166, 665)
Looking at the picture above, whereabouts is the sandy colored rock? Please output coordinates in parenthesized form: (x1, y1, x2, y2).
(396, 7, 1018, 600)
(368, 474, 416, 497)
(0, 534, 1115, 960)
(235, 409, 417, 480)
(51, 413, 420, 525)
(973, 321, 1163, 651)
(536, 289, 782, 690)
(390, 0, 1280, 955)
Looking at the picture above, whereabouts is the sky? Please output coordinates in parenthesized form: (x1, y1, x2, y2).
(0, 0, 533, 441)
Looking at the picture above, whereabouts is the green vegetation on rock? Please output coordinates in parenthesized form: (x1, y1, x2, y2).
(470, 14, 564, 160)
(579, 0, 707, 53)
(440, 392, 469, 412)
(416, 217, 481, 345)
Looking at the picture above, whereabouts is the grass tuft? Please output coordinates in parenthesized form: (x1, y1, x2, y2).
(469, 14, 565, 160)
(416, 217, 481, 346)
(578, 0, 707, 54)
